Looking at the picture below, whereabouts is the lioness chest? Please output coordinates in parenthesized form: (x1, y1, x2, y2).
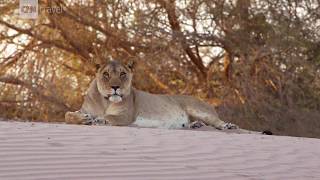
(132, 90, 189, 129)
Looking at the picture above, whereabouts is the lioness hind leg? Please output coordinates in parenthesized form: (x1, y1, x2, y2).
(186, 107, 238, 130)
(65, 111, 89, 124)
(172, 96, 238, 130)
(185, 106, 228, 129)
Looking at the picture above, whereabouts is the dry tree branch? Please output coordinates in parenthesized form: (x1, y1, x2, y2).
(55, 0, 136, 55)
(0, 19, 84, 59)
(156, 0, 207, 79)
(0, 76, 71, 111)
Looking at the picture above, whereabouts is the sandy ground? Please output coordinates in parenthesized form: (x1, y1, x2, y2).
(0, 121, 320, 180)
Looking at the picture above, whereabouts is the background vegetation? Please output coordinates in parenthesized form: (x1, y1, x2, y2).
(0, 0, 319, 137)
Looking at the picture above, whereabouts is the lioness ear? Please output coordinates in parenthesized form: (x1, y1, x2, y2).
(92, 46, 107, 71)
(127, 60, 135, 70)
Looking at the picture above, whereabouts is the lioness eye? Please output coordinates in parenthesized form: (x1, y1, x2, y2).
(120, 72, 126, 77)
(103, 72, 109, 78)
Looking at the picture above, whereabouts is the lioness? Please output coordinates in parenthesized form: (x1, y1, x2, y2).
(65, 60, 238, 130)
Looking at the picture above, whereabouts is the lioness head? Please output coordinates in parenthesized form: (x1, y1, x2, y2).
(96, 60, 134, 103)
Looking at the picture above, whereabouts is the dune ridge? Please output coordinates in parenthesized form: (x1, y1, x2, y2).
(0, 121, 319, 180)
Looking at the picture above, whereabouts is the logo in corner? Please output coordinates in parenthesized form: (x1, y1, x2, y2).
(19, 0, 38, 19)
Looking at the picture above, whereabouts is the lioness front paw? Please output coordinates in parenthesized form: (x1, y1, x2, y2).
(65, 111, 88, 124)
(65, 111, 105, 125)
(220, 123, 238, 130)
(189, 121, 206, 129)
(84, 117, 107, 125)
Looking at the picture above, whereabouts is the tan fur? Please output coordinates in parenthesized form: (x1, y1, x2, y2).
(65, 61, 233, 129)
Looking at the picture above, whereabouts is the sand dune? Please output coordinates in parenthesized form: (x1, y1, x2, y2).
(0, 121, 319, 180)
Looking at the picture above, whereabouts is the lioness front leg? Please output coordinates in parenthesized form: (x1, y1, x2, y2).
(65, 111, 107, 125)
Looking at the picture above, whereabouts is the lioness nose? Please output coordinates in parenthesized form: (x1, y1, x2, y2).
(111, 86, 120, 90)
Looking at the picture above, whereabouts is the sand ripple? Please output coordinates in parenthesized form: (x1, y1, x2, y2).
(0, 121, 319, 180)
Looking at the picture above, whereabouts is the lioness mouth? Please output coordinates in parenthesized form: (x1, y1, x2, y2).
(105, 94, 123, 103)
